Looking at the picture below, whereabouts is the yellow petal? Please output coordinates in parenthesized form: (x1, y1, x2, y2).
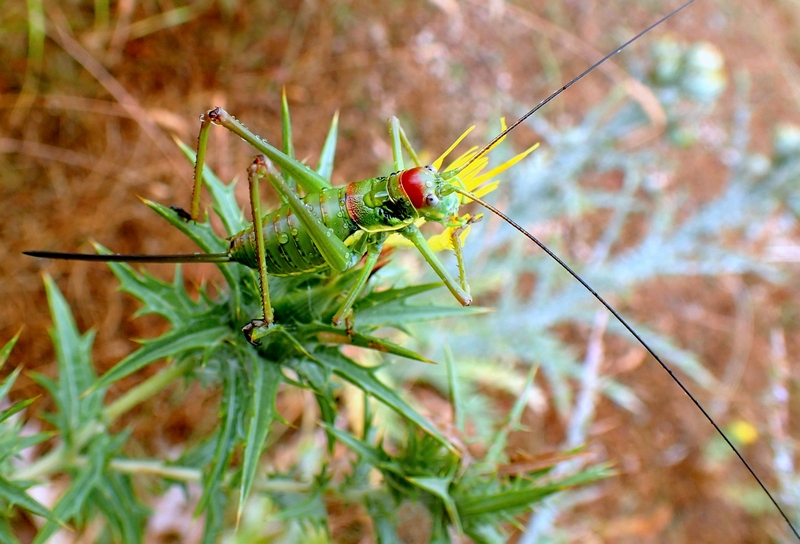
(443, 145, 479, 173)
(473, 180, 500, 198)
(468, 142, 540, 188)
(433, 126, 475, 171)
(385, 232, 413, 248)
(428, 225, 471, 252)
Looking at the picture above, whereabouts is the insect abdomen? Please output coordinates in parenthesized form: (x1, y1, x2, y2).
(228, 186, 359, 276)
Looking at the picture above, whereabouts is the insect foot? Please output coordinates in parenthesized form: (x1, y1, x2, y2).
(242, 319, 274, 347)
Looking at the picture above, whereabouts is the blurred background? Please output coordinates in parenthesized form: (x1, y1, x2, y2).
(2, 0, 800, 541)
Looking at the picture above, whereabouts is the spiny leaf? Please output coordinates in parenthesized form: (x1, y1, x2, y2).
(407, 475, 460, 531)
(104, 259, 204, 325)
(32, 435, 111, 544)
(316, 111, 339, 181)
(355, 283, 444, 309)
(90, 316, 230, 392)
(281, 88, 297, 193)
(485, 366, 537, 464)
(444, 344, 465, 434)
(0, 330, 21, 368)
(91, 473, 147, 543)
(313, 350, 452, 450)
(43, 275, 100, 440)
(238, 356, 283, 522)
(197, 359, 242, 515)
(455, 465, 611, 517)
(0, 396, 37, 424)
(141, 199, 244, 308)
(355, 300, 488, 329)
(0, 367, 23, 404)
(305, 324, 435, 364)
(201, 488, 224, 544)
(323, 425, 395, 472)
(0, 518, 19, 544)
(0, 477, 57, 523)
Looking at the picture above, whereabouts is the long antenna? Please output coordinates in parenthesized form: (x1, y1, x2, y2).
(451, 0, 697, 176)
(454, 186, 800, 540)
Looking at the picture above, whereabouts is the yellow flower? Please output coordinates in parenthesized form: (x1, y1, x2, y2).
(387, 120, 538, 251)
(729, 420, 758, 446)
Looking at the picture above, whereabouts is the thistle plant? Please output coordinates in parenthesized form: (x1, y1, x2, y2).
(1, 103, 608, 543)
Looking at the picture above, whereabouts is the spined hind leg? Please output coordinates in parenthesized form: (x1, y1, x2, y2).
(242, 156, 275, 346)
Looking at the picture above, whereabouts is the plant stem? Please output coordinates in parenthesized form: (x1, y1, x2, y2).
(104, 358, 195, 424)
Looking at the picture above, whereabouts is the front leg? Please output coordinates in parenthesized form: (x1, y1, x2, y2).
(400, 224, 472, 306)
(332, 235, 385, 329)
(242, 156, 275, 346)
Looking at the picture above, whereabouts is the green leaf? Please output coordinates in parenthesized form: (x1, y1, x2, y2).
(91, 473, 146, 543)
(444, 344, 465, 434)
(0, 330, 21, 367)
(91, 316, 230, 392)
(105, 259, 203, 325)
(281, 88, 296, 193)
(0, 477, 56, 522)
(305, 324, 435, 364)
(326, 425, 461, 526)
(408, 475, 460, 531)
(456, 466, 610, 518)
(355, 299, 488, 328)
(43, 275, 100, 440)
(316, 111, 339, 181)
(33, 436, 110, 544)
(355, 283, 443, 309)
(197, 360, 241, 515)
(366, 495, 402, 544)
(0, 366, 22, 403)
(0, 396, 37, 424)
(238, 357, 282, 520)
(485, 366, 537, 464)
(201, 488, 225, 544)
(313, 349, 452, 451)
(324, 425, 400, 474)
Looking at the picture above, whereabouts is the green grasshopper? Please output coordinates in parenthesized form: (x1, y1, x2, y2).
(23, 0, 800, 538)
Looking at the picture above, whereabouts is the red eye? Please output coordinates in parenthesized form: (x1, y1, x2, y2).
(399, 167, 428, 209)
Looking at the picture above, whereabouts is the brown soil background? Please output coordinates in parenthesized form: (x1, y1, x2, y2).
(2, 0, 800, 542)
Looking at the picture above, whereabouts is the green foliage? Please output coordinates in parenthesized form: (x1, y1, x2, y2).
(2, 105, 607, 542)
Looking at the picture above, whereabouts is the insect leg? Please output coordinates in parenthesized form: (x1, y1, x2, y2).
(206, 107, 332, 194)
(400, 224, 471, 306)
(450, 221, 472, 297)
(190, 113, 213, 221)
(258, 157, 360, 273)
(332, 236, 385, 328)
(240, 156, 275, 346)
